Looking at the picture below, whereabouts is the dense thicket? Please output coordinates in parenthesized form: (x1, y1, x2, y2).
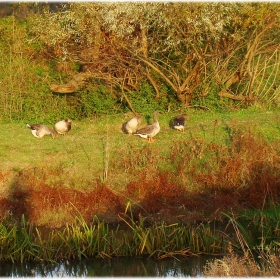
(0, 3, 280, 122)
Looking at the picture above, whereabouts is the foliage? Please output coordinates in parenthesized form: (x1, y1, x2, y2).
(0, 4, 280, 121)
(0, 16, 75, 123)
(28, 2, 280, 107)
(124, 82, 181, 115)
(190, 84, 231, 112)
(238, 205, 280, 249)
(77, 85, 119, 118)
(0, 210, 279, 271)
(0, 213, 225, 263)
(203, 219, 280, 277)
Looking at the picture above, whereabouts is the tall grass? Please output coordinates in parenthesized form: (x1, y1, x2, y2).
(0, 210, 228, 263)
(1, 209, 279, 265)
(203, 213, 280, 277)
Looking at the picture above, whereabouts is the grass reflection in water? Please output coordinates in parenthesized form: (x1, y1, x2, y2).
(0, 256, 214, 277)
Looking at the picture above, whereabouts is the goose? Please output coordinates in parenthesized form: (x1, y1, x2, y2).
(122, 115, 142, 135)
(134, 111, 160, 143)
(54, 118, 72, 135)
(27, 124, 55, 139)
(173, 114, 189, 132)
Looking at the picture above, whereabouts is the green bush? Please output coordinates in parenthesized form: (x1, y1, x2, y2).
(125, 82, 181, 115)
(0, 16, 75, 123)
(77, 85, 119, 118)
(190, 84, 236, 112)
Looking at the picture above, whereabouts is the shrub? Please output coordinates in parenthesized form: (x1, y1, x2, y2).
(77, 85, 119, 118)
(125, 82, 181, 115)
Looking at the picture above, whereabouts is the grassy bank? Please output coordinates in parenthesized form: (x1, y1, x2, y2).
(2, 108, 280, 172)
(0, 107, 280, 274)
(0, 107, 280, 228)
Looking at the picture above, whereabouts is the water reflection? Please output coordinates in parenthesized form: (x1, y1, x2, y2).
(0, 256, 215, 277)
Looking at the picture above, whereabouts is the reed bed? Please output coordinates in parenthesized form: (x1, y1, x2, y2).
(203, 214, 280, 277)
(1, 208, 279, 264)
(0, 212, 228, 263)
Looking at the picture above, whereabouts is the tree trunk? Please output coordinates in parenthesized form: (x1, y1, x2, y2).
(177, 90, 193, 106)
(50, 73, 92, 93)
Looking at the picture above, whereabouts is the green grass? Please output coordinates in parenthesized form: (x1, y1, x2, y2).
(0, 108, 280, 192)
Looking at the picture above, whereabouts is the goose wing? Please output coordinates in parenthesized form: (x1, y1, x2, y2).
(27, 124, 42, 131)
(173, 114, 188, 126)
(55, 119, 71, 133)
(135, 124, 156, 136)
(173, 116, 185, 126)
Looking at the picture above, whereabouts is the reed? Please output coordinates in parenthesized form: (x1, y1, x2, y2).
(223, 202, 280, 253)
(0, 206, 279, 264)
(117, 204, 227, 258)
(0, 214, 227, 263)
(203, 214, 280, 277)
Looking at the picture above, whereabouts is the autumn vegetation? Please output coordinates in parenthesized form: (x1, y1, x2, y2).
(1, 2, 280, 122)
(0, 2, 280, 276)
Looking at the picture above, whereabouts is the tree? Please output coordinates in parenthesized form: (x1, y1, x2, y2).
(30, 3, 280, 107)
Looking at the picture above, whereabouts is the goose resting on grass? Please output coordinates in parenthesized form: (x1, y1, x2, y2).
(122, 115, 142, 135)
(134, 111, 160, 143)
(54, 118, 72, 135)
(27, 124, 55, 139)
(173, 114, 189, 132)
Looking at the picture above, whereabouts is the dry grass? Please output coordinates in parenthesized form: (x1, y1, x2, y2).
(203, 244, 280, 277)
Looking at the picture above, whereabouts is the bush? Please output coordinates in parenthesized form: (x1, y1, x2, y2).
(125, 82, 181, 115)
(77, 85, 119, 118)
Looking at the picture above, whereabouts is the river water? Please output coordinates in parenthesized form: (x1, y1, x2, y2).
(0, 256, 217, 277)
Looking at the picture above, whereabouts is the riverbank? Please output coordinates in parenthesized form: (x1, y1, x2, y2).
(0, 108, 280, 275)
(1, 108, 280, 228)
(0, 212, 279, 277)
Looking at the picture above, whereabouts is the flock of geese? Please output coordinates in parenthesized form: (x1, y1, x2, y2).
(27, 118, 72, 139)
(26, 112, 189, 142)
(122, 111, 189, 142)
